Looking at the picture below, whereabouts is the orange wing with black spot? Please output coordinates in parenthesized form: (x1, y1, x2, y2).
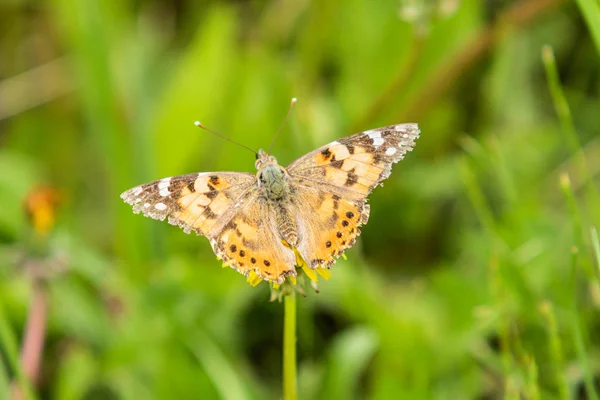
(286, 123, 419, 268)
(209, 193, 297, 284)
(287, 124, 419, 200)
(120, 172, 255, 236)
(291, 187, 370, 269)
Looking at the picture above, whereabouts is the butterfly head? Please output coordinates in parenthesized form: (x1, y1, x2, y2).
(255, 149, 279, 170)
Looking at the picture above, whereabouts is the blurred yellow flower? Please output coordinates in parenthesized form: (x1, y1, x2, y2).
(24, 186, 61, 236)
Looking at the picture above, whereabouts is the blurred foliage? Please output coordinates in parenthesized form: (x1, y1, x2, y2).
(1, 0, 599, 399)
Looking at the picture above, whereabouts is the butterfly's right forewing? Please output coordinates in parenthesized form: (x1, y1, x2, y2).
(287, 123, 419, 200)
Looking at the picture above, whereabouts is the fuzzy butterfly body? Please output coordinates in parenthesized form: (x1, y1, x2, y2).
(121, 123, 420, 284)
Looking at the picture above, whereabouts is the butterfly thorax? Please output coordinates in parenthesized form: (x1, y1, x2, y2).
(255, 149, 290, 201)
(255, 149, 298, 246)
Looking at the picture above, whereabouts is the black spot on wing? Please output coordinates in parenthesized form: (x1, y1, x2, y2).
(204, 208, 218, 219)
(187, 181, 196, 193)
(205, 190, 218, 199)
(345, 170, 358, 186)
(330, 160, 344, 169)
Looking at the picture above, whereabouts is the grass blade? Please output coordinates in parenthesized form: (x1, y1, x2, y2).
(575, 0, 600, 55)
(539, 301, 570, 400)
(186, 330, 251, 400)
(592, 227, 600, 276)
(542, 46, 600, 208)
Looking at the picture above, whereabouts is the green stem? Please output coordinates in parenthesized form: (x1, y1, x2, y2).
(283, 292, 297, 400)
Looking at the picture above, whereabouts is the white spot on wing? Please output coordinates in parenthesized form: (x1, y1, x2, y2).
(133, 187, 143, 196)
(158, 178, 171, 189)
(365, 130, 384, 146)
(372, 137, 384, 146)
(144, 203, 150, 208)
(155, 203, 167, 211)
(158, 178, 171, 197)
(365, 130, 381, 139)
(385, 147, 398, 156)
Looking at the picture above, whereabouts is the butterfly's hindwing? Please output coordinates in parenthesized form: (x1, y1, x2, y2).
(210, 197, 297, 284)
(292, 188, 370, 269)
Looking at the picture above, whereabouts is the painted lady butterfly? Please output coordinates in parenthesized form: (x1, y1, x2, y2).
(121, 123, 420, 284)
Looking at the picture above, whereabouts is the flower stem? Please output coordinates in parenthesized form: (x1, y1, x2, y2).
(283, 292, 297, 400)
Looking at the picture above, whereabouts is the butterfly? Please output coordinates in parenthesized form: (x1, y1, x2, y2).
(120, 123, 420, 284)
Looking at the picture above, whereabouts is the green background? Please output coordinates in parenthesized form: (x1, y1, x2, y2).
(1, 0, 600, 398)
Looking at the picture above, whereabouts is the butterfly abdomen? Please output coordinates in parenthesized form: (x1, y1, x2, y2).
(275, 205, 298, 247)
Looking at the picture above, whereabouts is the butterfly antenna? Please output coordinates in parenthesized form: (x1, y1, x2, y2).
(267, 97, 297, 153)
(194, 121, 257, 155)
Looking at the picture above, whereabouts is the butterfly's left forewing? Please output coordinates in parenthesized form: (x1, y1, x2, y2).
(120, 172, 255, 236)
